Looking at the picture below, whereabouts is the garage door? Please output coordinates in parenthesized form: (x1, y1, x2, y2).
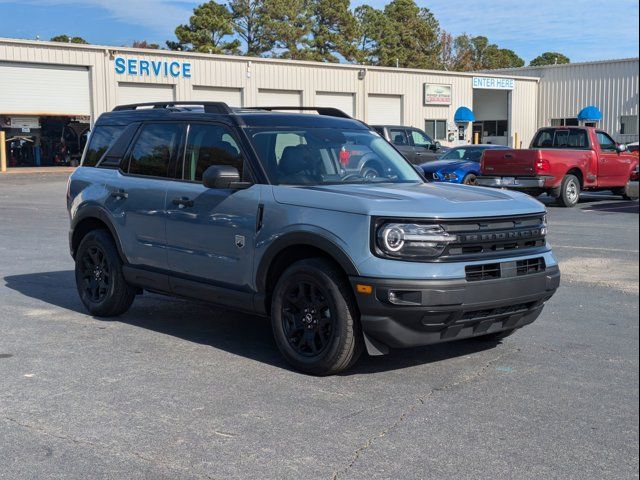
(315, 92, 355, 117)
(117, 83, 175, 106)
(367, 94, 403, 125)
(0, 62, 90, 115)
(193, 86, 243, 107)
(258, 89, 302, 107)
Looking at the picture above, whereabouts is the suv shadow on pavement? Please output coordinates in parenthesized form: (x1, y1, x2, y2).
(4, 270, 505, 375)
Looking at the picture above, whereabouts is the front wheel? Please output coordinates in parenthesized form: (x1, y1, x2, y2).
(556, 174, 581, 207)
(75, 229, 136, 317)
(462, 173, 478, 185)
(270, 258, 363, 375)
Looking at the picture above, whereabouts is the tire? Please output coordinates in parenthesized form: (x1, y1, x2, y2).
(75, 229, 135, 317)
(612, 182, 638, 201)
(472, 328, 517, 343)
(556, 174, 581, 207)
(361, 164, 381, 179)
(270, 258, 363, 375)
(462, 173, 478, 185)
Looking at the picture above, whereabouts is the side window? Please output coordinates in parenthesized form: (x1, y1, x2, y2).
(389, 129, 408, 146)
(183, 124, 243, 182)
(128, 123, 183, 178)
(411, 130, 433, 147)
(597, 132, 616, 151)
(82, 126, 124, 167)
(274, 132, 306, 162)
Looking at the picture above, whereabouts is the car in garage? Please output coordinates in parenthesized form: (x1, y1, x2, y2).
(421, 144, 509, 185)
(371, 125, 448, 164)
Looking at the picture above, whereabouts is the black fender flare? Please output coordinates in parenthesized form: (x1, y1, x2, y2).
(70, 203, 128, 262)
(255, 231, 359, 293)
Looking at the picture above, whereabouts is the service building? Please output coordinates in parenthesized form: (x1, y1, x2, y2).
(1, 37, 638, 169)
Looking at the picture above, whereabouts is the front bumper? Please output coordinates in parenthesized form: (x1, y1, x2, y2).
(350, 265, 560, 351)
(476, 176, 553, 189)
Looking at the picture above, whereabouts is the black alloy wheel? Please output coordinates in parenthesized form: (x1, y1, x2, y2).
(79, 245, 111, 303)
(270, 258, 363, 375)
(75, 229, 136, 317)
(281, 281, 334, 357)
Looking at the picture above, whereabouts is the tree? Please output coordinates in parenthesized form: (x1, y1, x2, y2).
(530, 51, 570, 66)
(354, 5, 391, 64)
(132, 40, 160, 50)
(452, 35, 524, 71)
(377, 0, 442, 69)
(261, 0, 312, 60)
(305, 0, 358, 63)
(50, 35, 88, 44)
(228, 0, 271, 56)
(171, 1, 240, 54)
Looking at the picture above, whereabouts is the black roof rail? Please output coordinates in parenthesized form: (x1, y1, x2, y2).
(240, 106, 352, 119)
(112, 101, 233, 114)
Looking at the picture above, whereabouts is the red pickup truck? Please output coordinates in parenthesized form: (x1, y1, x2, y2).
(477, 126, 639, 207)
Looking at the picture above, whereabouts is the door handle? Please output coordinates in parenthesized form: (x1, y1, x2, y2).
(110, 189, 128, 199)
(172, 197, 194, 208)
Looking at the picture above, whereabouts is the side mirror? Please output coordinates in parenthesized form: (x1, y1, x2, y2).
(434, 141, 442, 151)
(616, 143, 627, 153)
(203, 165, 241, 189)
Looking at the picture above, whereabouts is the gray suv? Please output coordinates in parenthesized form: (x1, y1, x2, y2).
(67, 102, 560, 375)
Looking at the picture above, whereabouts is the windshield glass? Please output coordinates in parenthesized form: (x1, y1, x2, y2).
(245, 127, 422, 185)
(441, 147, 502, 162)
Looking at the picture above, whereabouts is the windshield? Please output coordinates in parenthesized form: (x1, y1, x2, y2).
(245, 127, 422, 185)
(440, 147, 503, 162)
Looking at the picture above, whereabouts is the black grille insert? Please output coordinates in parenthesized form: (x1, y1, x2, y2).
(459, 302, 537, 323)
(465, 263, 501, 281)
(517, 257, 546, 276)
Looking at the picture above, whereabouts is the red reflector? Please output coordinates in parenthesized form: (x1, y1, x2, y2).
(339, 148, 350, 166)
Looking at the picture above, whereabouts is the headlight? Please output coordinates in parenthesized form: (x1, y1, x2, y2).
(443, 172, 459, 181)
(377, 223, 457, 259)
(541, 214, 548, 236)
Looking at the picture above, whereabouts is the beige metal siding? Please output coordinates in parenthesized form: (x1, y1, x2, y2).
(500, 59, 639, 143)
(0, 38, 539, 146)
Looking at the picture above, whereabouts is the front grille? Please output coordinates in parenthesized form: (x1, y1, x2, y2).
(465, 263, 501, 281)
(441, 214, 546, 260)
(517, 257, 546, 276)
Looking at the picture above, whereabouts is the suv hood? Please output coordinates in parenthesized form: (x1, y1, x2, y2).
(272, 182, 544, 218)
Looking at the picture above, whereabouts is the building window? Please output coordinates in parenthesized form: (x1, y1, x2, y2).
(620, 115, 638, 135)
(425, 120, 447, 140)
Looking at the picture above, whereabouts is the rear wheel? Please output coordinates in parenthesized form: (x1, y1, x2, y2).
(75, 229, 135, 317)
(612, 182, 638, 201)
(462, 173, 478, 185)
(556, 174, 580, 207)
(270, 258, 363, 375)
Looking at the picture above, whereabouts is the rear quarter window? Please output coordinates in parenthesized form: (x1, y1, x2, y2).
(81, 126, 125, 167)
(531, 128, 589, 149)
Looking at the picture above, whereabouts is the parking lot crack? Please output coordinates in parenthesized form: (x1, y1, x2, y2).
(331, 348, 515, 480)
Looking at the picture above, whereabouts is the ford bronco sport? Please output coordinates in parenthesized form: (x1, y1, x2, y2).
(67, 102, 560, 375)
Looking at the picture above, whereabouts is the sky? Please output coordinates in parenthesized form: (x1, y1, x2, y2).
(0, 0, 638, 64)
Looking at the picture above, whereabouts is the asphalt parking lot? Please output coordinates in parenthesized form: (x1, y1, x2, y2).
(1, 173, 638, 480)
